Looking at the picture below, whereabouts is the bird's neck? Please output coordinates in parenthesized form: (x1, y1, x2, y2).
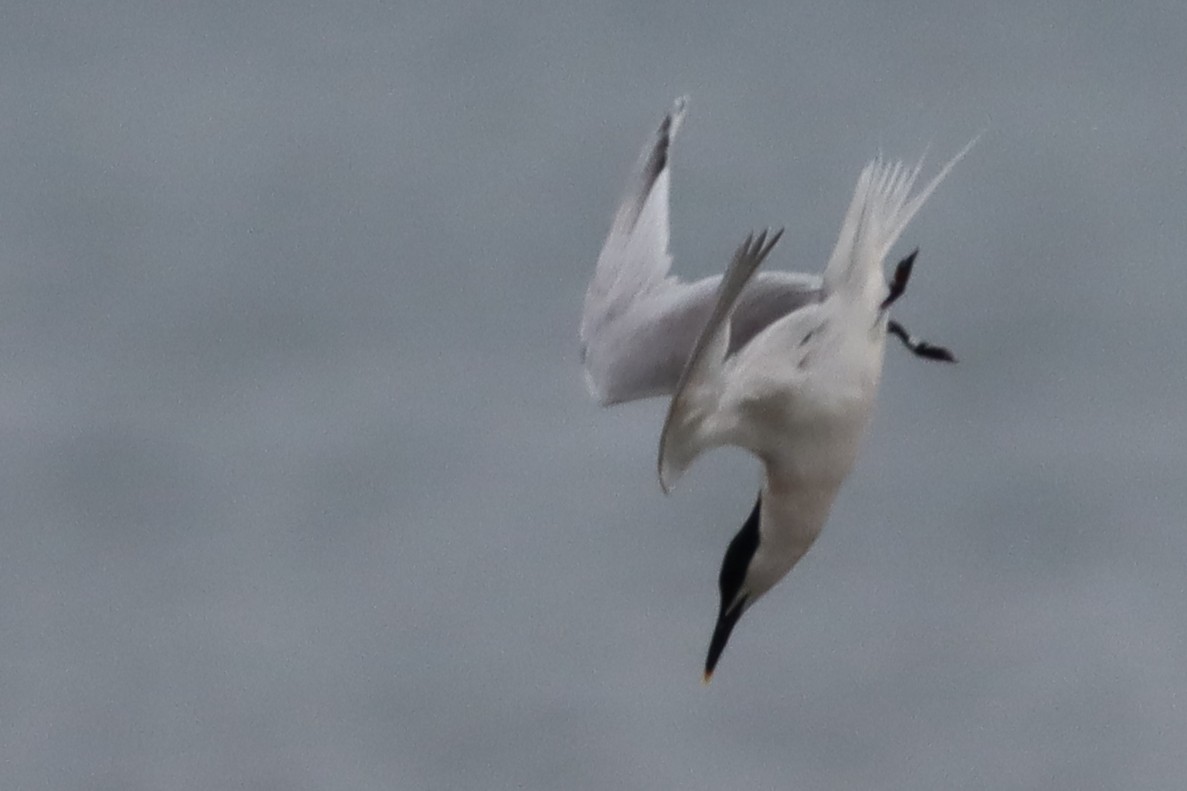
(754, 477, 838, 571)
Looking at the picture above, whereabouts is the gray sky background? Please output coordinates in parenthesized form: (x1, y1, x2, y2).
(3, 2, 1186, 789)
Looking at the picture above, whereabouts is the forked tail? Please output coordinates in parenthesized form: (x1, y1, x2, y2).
(821, 139, 976, 311)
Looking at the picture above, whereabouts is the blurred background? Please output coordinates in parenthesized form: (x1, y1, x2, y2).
(2, 2, 1185, 789)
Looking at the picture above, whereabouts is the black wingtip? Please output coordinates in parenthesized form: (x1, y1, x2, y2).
(765, 227, 785, 255)
(622, 105, 678, 234)
(743, 227, 784, 263)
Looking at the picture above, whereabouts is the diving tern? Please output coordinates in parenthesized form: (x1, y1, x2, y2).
(580, 97, 971, 679)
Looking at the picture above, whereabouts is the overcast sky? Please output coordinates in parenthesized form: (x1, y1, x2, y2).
(3, 2, 1187, 789)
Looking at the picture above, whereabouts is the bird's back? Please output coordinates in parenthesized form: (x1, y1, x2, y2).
(730, 296, 886, 490)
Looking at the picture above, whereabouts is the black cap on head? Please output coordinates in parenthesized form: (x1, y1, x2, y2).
(704, 494, 761, 682)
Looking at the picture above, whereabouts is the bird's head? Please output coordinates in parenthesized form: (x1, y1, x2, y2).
(704, 494, 765, 683)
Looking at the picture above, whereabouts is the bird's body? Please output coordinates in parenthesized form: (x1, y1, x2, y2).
(656, 228, 894, 679)
(580, 97, 971, 678)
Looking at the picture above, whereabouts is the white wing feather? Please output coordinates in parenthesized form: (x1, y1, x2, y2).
(579, 98, 821, 406)
(657, 231, 792, 492)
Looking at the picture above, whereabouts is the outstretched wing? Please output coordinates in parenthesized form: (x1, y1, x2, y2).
(580, 97, 688, 333)
(579, 98, 821, 406)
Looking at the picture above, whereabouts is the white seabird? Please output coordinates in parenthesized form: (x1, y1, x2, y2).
(580, 97, 971, 679)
